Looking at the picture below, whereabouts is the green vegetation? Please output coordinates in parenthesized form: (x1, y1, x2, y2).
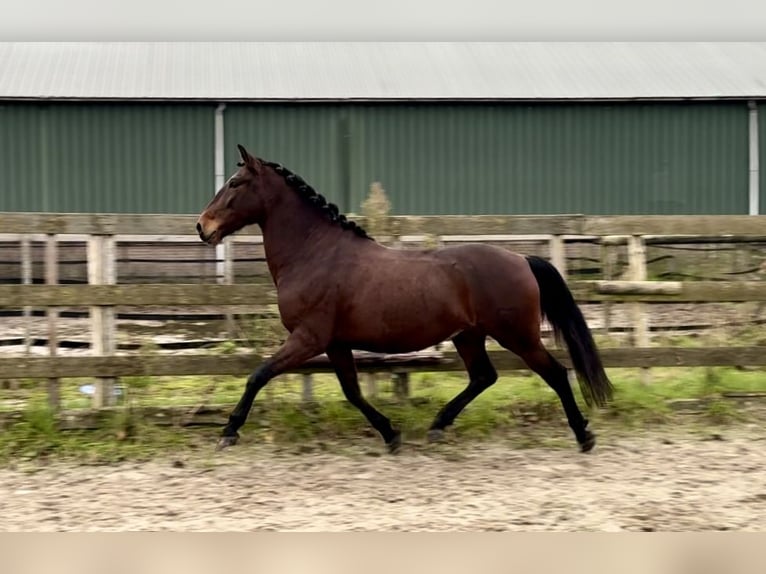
(1, 364, 763, 466)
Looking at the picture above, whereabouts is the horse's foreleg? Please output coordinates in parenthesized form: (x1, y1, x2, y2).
(217, 328, 325, 451)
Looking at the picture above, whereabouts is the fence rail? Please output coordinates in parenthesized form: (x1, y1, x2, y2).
(1, 212, 764, 412)
(1, 347, 764, 381)
(2, 212, 766, 237)
(1, 280, 765, 307)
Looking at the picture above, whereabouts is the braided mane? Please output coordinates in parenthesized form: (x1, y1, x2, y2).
(260, 161, 372, 240)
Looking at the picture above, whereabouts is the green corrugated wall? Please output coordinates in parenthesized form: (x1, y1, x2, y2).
(347, 102, 750, 215)
(0, 102, 215, 213)
(0, 100, 756, 215)
(0, 104, 43, 212)
(223, 104, 349, 208)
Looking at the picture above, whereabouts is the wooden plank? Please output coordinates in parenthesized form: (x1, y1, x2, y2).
(568, 281, 766, 303)
(391, 215, 585, 236)
(0, 283, 276, 307)
(3, 212, 766, 238)
(439, 234, 552, 243)
(584, 215, 766, 237)
(1, 280, 762, 308)
(595, 280, 683, 295)
(0, 213, 220, 236)
(1, 347, 764, 380)
(642, 234, 766, 245)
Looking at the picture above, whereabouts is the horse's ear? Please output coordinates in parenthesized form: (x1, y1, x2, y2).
(237, 144, 256, 166)
(237, 144, 261, 173)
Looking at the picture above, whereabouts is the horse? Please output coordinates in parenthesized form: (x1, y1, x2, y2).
(196, 144, 613, 454)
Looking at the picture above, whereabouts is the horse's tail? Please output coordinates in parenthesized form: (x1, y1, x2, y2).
(525, 255, 614, 407)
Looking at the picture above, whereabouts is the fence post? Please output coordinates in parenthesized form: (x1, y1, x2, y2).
(45, 234, 60, 410)
(365, 373, 378, 399)
(549, 234, 567, 279)
(628, 235, 651, 384)
(221, 237, 235, 339)
(301, 374, 314, 402)
(4, 236, 34, 391)
(393, 371, 410, 400)
(600, 239, 615, 336)
(88, 234, 117, 408)
(21, 236, 32, 356)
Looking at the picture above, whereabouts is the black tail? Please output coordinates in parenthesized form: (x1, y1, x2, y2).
(525, 255, 614, 407)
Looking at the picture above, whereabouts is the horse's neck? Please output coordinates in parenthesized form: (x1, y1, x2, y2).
(260, 200, 337, 284)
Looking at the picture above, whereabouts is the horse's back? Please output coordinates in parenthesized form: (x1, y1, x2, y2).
(330, 240, 542, 348)
(432, 242, 533, 278)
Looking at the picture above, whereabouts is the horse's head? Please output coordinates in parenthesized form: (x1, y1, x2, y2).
(196, 144, 267, 245)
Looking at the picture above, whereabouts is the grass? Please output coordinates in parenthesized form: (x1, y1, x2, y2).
(1, 363, 764, 466)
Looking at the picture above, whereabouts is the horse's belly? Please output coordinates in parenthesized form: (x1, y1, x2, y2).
(336, 298, 471, 353)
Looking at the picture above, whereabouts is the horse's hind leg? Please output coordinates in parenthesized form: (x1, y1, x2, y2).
(326, 343, 402, 453)
(502, 337, 595, 452)
(427, 330, 497, 442)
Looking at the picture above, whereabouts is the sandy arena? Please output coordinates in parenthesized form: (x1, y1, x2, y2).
(1, 427, 765, 532)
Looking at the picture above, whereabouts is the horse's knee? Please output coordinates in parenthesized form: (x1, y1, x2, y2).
(246, 365, 273, 391)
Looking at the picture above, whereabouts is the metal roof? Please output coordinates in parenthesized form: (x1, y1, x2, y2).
(1, 42, 766, 101)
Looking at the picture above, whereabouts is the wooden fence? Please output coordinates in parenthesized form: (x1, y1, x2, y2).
(1, 212, 765, 412)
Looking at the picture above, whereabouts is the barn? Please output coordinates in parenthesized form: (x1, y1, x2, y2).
(1, 42, 765, 216)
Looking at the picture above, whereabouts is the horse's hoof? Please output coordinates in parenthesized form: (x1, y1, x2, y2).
(579, 430, 596, 453)
(387, 431, 402, 454)
(427, 428, 445, 443)
(216, 433, 239, 452)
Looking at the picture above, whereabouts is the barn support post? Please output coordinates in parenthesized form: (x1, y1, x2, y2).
(213, 102, 235, 337)
(214, 102, 227, 280)
(88, 234, 117, 408)
(749, 101, 760, 216)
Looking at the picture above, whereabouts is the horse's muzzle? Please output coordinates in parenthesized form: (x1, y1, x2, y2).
(196, 221, 218, 245)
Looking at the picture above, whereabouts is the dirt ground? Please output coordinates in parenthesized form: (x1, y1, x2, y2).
(1, 426, 765, 532)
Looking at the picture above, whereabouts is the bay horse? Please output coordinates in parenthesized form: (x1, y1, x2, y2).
(197, 145, 613, 454)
